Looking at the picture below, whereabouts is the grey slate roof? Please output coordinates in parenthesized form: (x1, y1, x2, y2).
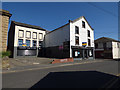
(95, 37, 120, 42)
(11, 21, 46, 31)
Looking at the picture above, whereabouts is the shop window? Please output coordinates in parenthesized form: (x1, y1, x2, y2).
(39, 41, 42, 47)
(89, 50, 93, 57)
(33, 40, 37, 47)
(26, 31, 31, 38)
(39, 33, 43, 40)
(18, 39, 23, 46)
(88, 39, 91, 46)
(82, 21, 85, 28)
(75, 36, 79, 45)
(75, 51, 78, 57)
(33, 32, 37, 39)
(75, 26, 79, 34)
(87, 30, 90, 37)
(26, 40, 30, 47)
(18, 30, 24, 38)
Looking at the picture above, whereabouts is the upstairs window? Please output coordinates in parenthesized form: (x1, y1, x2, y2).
(103, 43, 107, 49)
(26, 31, 31, 39)
(33, 32, 37, 39)
(18, 30, 24, 38)
(75, 36, 79, 45)
(75, 26, 79, 34)
(39, 33, 43, 40)
(82, 21, 85, 28)
(117, 42, 120, 48)
(88, 39, 91, 46)
(87, 30, 90, 37)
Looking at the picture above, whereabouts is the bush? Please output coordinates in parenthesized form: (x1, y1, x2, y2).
(0, 51, 11, 58)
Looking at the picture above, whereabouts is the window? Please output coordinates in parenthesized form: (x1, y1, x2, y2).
(18, 39, 23, 46)
(33, 40, 37, 47)
(26, 31, 31, 38)
(82, 21, 85, 28)
(39, 41, 42, 47)
(87, 30, 90, 37)
(117, 42, 120, 48)
(95, 43, 98, 49)
(39, 33, 43, 40)
(75, 36, 79, 45)
(75, 26, 79, 34)
(89, 50, 93, 57)
(18, 30, 24, 38)
(33, 32, 37, 39)
(88, 39, 91, 46)
(103, 43, 106, 49)
(26, 40, 30, 47)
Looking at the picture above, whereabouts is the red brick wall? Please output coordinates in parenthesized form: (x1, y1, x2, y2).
(51, 58, 74, 64)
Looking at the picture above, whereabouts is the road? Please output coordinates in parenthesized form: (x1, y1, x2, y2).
(2, 60, 120, 88)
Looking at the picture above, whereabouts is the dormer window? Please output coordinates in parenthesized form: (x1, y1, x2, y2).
(82, 21, 85, 28)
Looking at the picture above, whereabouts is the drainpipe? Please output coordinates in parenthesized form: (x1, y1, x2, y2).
(83, 49, 84, 60)
(93, 47, 95, 60)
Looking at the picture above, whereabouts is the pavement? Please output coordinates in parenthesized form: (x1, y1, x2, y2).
(1, 58, 112, 74)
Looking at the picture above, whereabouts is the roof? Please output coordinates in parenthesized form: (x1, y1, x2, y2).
(47, 16, 94, 34)
(11, 21, 46, 31)
(47, 23, 69, 34)
(95, 37, 120, 43)
(0, 9, 12, 17)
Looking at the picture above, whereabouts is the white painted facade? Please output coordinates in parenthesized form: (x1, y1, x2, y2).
(14, 25, 46, 47)
(112, 41, 120, 59)
(69, 17, 94, 57)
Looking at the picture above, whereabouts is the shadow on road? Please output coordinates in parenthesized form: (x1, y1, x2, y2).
(30, 71, 119, 88)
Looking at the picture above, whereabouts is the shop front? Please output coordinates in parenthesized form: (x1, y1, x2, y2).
(71, 46, 94, 60)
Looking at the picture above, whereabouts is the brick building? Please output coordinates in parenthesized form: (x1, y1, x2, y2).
(95, 37, 120, 59)
(0, 9, 12, 52)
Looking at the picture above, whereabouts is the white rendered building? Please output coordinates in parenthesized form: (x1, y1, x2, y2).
(8, 21, 46, 58)
(44, 16, 95, 59)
